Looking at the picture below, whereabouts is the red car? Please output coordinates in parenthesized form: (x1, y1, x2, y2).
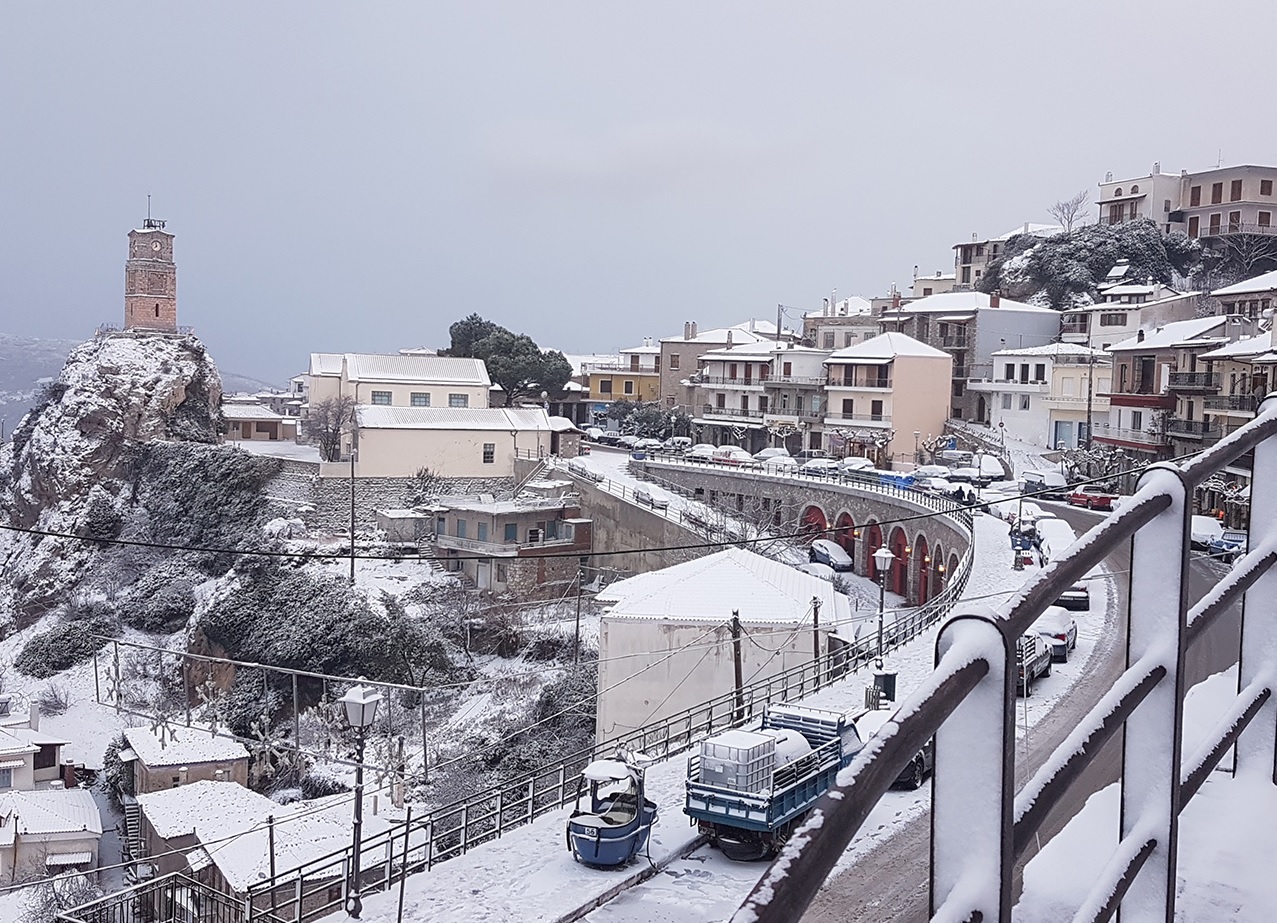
(1068, 484, 1118, 510)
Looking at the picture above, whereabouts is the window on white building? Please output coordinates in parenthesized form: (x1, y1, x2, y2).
(482, 443, 495, 464)
(1001, 394, 1012, 410)
(371, 391, 392, 405)
(410, 392, 430, 407)
(449, 393, 469, 407)
(1019, 395, 1031, 410)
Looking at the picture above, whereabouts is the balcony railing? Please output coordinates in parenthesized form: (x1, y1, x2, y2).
(435, 533, 580, 556)
(1204, 394, 1261, 413)
(763, 375, 825, 386)
(940, 335, 968, 348)
(1166, 419, 1221, 440)
(1060, 320, 1090, 335)
(1167, 371, 1221, 391)
(700, 405, 765, 420)
(1092, 425, 1168, 447)
(695, 375, 768, 387)
(764, 406, 826, 423)
(1192, 221, 1277, 239)
(824, 412, 891, 424)
(827, 378, 892, 390)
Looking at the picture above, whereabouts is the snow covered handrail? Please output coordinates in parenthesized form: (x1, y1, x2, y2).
(732, 396, 1277, 923)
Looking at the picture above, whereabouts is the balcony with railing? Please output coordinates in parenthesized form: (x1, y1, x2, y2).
(763, 374, 825, 387)
(435, 530, 584, 557)
(1091, 425, 1169, 448)
(1167, 371, 1221, 392)
(940, 334, 968, 348)
(823, 411, 892, 426)
(694, 375, 768, 387)
(1204, 394, 1261, 414)
(1060, 318, 1091, 336)
(1192, 221, 1277, 239)
(764, 402, 826, 423)
(1166, 418, 1221, 441)
(699, 404, 766, 422)
(826, 376, 892, 390)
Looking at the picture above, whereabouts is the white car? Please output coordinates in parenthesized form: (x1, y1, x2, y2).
(712, 446, 755, 466)
(1033, 605, 1079, 662)
(809, 539, 852, 571)
(838, 456, 875, 473)
(1036, 517, 1078, 563)
(799, 457, 841, 477)
(761, 455, 799, 474)
(618, 434, 639, 448)
(635, 437, 663, 451)
(686, 443, 718, 462)
(754, 447, 791, 462)
(915, 464, 950, 478)
(1190, 515, 1225, 550)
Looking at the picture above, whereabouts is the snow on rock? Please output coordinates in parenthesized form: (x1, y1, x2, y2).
(262, 517, 308, 540)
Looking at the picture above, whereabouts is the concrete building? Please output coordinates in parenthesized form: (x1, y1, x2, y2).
(222, 397, 299, 442)
(594, 548, 856, 741)
(1059, 288, 1202, 351)
(689, 342, 776, 452)
(122, 727, 250, 795)
(762, 344, 831, 454)
(1097, 162, 1277, 241)
(1211, 268, 1277, 321)
(968, 344, 1110, 449)
(0, 719, 101, 879)
(432, 488, 593, 596)
(877, 291, 1062, 421)
(351, 406, 554, 478)
(586, 339, 661, 404)
(304, 352, 492, 416)
(911, 271, 958, 298)
(823, 332, 952, 467)
(658, 321, 783, 413)
(802, 296, 880, 351)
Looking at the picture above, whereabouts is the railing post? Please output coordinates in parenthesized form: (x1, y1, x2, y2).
(1120, 464, 1190, 923)
(1238, 395, 1277, 783)
(930, 610, 1014, 922)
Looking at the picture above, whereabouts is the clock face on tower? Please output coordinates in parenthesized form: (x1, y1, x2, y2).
(151, 240, 162, 252)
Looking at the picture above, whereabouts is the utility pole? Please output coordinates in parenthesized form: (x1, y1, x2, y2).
(573, 567, 583, 664)
(349, 448, 357, 584)
(730, 611, 744, 722)
(1085, 327, 1095, 450)
(811, 596, 822, 690)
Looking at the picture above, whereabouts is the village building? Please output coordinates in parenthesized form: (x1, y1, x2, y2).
(594, 548, 858, 741)
(221, 396, 299, 443)
(658, 321, 784, 413)
(351, 406, 559, 478)
(968, 344, 1111, 449)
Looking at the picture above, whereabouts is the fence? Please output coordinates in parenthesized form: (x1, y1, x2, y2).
(55, 873, 284, 923)
(734, 396, 1277, 923)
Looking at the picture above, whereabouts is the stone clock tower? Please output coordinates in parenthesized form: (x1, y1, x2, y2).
(124, 217, 178, 332)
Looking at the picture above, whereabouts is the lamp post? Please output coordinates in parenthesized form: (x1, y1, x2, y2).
(872, 545, 896, 670)
(913, 430, 920, 464)
(338, 683, 383, 919)
(349, 447, 358, 585)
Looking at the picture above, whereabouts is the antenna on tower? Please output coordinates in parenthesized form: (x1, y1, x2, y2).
(142, 194, 166, 230)
(147, 193, 151, 220)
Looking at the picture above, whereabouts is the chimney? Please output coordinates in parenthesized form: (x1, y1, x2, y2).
(989, 292, 1001, 308)
(28, 703, 39, 731)
(891, 290, 901, 309)
(1105, 171, 1114, 182)
(690, 321, 698, 339)
(727, 329, 734, 346)
(1137, 329, 1146, 343)
(62, 762, 77, 789)
(179, 766, 189, 785)
(683, 322, 691, 340)
(1153, 161, 1160, 174)
(214, 768, 226, 782)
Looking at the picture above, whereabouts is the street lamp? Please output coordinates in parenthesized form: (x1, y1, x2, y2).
(338, 682, 383, 919)
(349, 447, 358, 585)
(872, 545, 896, 670)
(913, 430, 920, 465)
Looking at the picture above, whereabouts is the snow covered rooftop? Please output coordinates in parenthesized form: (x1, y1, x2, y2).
(0, 727, 38, 757)
(124, 726, 250, 767)
(355, 406, 551, 431)
(221, 402, 284, 421)
(344, 354, 491, 387)
(547, 416, 582, 433)
(826, 331, 950, 362)
(660, 320, 778, 345)
(881, 291, 1058, 316)
(1211, 268, 1277, 297)
(700, 342, 777, 361)
(1200, 330, 1274, 360)
(805, 296, 874, 318)
(308, 353, 344, 376)
(1106, 316, 1227, 352)
(138, 781, 396, 891)
(562, 354, 620, 375)
(990, 343, 1109, 359)
(596, 548, 853, 627)
(0, 788, 101, 838)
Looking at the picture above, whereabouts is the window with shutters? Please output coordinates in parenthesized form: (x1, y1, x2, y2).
(1231, 179, 1243, 201)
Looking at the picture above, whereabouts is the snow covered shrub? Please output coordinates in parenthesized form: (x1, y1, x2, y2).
(36, 683, 70, 716)
(121, 560, 199, 633)
(15, 600, 119, 678)
(82, 485, 123, 541)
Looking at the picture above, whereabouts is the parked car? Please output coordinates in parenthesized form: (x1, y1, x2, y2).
(761, 456, 799, 474)
(663, 436, 693, 454)
(1016, 633, 1053, 696)
(597, 430, 623, 446)
(686, 443, 718, 462)
(712, 446, 756, 466)
(1033, 605, 1078, 663)
(585, 427, 604, 442)
(634, 488, 670, 511)
(1004, 500, 1046, 525)
(938, 449, 974, 468)
(946, 466, 990, 487)
(917, 476, 955, 496)
(618, 434, 640, 449)
(809, 539, 852, 572)
(1207, 529, 1249, 562)
(798, 561, 836, 582)
(1036, 516, 1077, 564)
(915, 464, 950, 478)
(799, 457, 841, 477)
(1068, 484, 1119, 510)
(793, 449, 830, 463)
(754, 447, 790, 462)
(1055, 581, 1090, 611)
(1020, 470, 1068, 500)
(1190, 515, 1225, 551)
(838, 455, 875, 473)
(635, 437, 663, 452)
(855, 708, 933, 790)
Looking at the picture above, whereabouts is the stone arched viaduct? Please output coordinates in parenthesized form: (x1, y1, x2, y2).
(635, 460, 973, 607)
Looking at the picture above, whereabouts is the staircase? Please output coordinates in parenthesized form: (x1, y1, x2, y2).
(122, 796, 145, 866)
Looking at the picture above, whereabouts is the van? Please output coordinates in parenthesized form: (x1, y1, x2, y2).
(938, 449, 974, 468)
(1021, 470, 1068, 500)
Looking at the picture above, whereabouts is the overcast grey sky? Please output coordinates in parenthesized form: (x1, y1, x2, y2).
(2, 2, 1271, 383)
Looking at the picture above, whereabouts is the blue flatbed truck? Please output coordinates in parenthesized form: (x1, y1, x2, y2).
(684, 703, 864, 860)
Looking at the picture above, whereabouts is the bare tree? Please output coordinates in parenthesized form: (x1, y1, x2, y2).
(306, 396, 356, 462)
(1047, 190, 1091, 233)
(1214, 233, 1277, 277)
